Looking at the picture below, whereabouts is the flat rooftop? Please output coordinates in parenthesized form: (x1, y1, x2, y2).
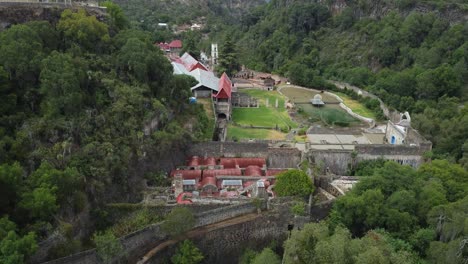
(307, 125, 385, 150)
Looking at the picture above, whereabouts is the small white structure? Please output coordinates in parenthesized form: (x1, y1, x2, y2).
(385, 112, 411, 145)
(311, 94, 325, 106)
(191, 23, 202, 30)
(211, 43, 219, 66)
(158, 23, 168, 28)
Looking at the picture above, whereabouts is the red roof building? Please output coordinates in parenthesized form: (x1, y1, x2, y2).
(157, 42, 170, 51)
(170, 169, 202, 180)
(214, 73, 232, 99)
(203, 168, 242, 178)
(187, 156, 201, 167)
(219, 158, 266, 169)
(168, 40, 182, 49)
(245, 165, 263, 176)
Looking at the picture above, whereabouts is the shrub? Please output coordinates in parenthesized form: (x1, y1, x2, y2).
(291, 201, 307, 216)
(161, 207, 195, 237)
(274, 170, 314, 197)
(171, 240, 204, 264)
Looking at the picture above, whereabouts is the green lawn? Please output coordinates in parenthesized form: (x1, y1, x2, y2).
(280, 85, 340, 103)
(299, 104, 359, 126)
(279, 86, 362, 126)
(241, 89, 287, 106)
(333, 92, 376, 119)
(227, 125, 286, 140)
(232, 89, 297, 129)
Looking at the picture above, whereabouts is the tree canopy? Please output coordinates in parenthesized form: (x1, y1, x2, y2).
(274, 169, 314, 197)
(171, 240, 204, 264)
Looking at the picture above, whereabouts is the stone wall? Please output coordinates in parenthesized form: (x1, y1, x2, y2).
(355, 144, 431, 156)
(267, 148, 302, 168)
(149, 214, 288, 264)
(41, 202, 261, 264)
(194, 202, 261, 227)
(309, 150, 352, 175)
(309, 144, 430, 175)
(188, 142, 269, 158)
(385, 122, 406, 144)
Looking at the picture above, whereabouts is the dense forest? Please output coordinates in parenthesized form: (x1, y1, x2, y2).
(0, 3, 212, 262)
(205, 0, 468, 166)
(0, 0, 467, 263)
(244, 159, 467, 264)
(115, 0, 468, 164)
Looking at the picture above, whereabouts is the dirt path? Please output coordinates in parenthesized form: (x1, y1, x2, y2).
(137, 213, 261, 264)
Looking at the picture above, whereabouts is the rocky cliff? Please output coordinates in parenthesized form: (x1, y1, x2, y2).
(319, 0, 468, 24)
(0, 3, 107, 31)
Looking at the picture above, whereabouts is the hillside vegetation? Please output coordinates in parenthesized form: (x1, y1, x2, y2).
(0, 4, 211, 262)
(205, 0, 468, 165)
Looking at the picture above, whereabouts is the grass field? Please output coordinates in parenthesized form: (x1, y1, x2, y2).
(280, 86, 339, 103)
(229, 89, 296, 140)
(197, 98, 214, 119)
(232, 89, 297, 129)
(279, 86, 360, 126)
(227, 125, 286, 140)
(299, 105, 359, 125)
(197, 98, 215, 139)
(333, 92, 376, 119)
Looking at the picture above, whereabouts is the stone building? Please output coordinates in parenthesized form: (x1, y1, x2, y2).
(306, 112, 432, 175)
(214, 73, 232, 120)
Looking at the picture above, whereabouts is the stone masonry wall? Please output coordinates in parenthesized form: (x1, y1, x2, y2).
(309, 144, 430, 175)
(309, 150, 352, 175)
(148, 214, 288, 264)
(267, 148, 302, 168)
(188, 142, 269, 158)
(41, 202, 260, 264)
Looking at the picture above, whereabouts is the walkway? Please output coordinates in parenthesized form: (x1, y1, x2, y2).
(327, 80, 394, 120)
(137, 213, 262, 264)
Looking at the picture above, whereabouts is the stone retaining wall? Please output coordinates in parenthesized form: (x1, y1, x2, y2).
(188, 142, 269, 158)
(41, 202, 261, 264)
(309, 144, 430, 175)
(267, 148, 302, 169)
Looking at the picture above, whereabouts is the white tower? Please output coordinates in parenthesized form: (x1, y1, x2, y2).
(211, 43, 219, 66)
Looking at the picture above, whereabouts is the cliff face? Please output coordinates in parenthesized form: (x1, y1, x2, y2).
(0, 3, 107, 31)
(319, 0, 468, 24)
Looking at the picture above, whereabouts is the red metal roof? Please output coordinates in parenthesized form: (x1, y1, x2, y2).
(157, 42, 170, 50)
(176, 192, 193, 204)
(219, 158, 266, 169)
(203, 168, 242, 178)
(170, 169, 202, 180)
(201, 176, 217, 188)
(236, 158, 266, 168)
(220, 158, 237, 169)
(188, 62, 208, 72)
(245, 165, 263, 176)
(187, 156, 201, 166)
(204, 157, 217, 166)
(214, 73, 232, 99)
(169, 40, 182, 49)
(178, 53, 208, 72)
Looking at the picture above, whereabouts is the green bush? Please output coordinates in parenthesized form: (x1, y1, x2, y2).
(161, 207, 195, 237)
(291, 201, 307, 216)
(274, 170, 314, 197)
